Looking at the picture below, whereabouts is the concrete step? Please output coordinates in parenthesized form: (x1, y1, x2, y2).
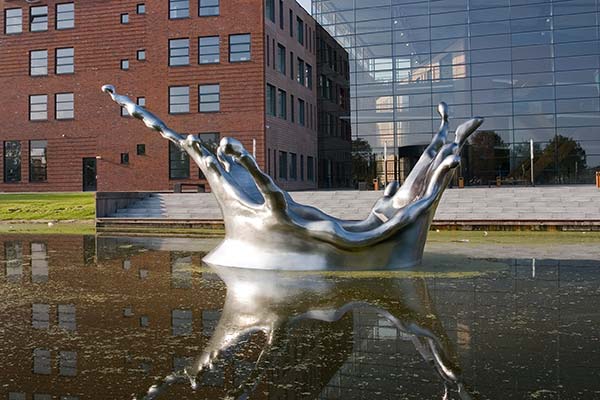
(108, 187, 600, 220)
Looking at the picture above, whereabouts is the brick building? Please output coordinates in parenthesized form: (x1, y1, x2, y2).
(0, 0, 327, 192)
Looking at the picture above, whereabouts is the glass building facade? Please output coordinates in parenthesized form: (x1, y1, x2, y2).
(314, 0, 600, 186)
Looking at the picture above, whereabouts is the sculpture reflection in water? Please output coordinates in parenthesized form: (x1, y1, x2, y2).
(137, 266, 474, 400)
(102, 85, 483, 270)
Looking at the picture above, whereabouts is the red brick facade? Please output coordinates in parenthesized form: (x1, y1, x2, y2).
(0, 0, 318, 192)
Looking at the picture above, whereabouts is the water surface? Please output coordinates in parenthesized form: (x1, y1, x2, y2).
(1, 234, 599, 399)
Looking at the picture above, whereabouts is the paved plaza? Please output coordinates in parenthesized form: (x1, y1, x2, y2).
(105, 186, 600, 226)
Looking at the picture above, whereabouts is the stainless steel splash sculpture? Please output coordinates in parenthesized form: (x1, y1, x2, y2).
(102, 84, 483, 270)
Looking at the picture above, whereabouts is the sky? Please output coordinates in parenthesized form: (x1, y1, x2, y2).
(298, 0, 311, 13)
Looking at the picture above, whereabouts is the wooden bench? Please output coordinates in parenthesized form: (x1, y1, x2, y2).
(174, 183, 206, 193)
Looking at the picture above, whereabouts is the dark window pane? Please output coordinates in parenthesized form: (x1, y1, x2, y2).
(3, 141, 21, 183)
(266, 84, 276, 116)
(29, 140, 48, 182)
(169, 142, 190, 179)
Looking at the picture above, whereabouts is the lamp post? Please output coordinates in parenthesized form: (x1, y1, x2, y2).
(530, 139, 534, 186)
(384, 140, 388, 188)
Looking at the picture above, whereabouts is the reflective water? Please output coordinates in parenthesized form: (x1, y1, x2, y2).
(1, 234, 599, 400)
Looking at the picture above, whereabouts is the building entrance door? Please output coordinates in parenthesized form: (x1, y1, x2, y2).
(82, 158, 97, 192)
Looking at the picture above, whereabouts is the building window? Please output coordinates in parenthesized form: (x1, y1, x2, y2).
(169, 142, 189, 179)
(276, 44, 286, 74)
(306, 63, 312, 89)
(198, 132, 220, 150)
(29, 95, 47, 121)
(199, 84, 220, 112)
(278, 151, 288, 179)
(137, 49, 146, 61)
(290, 51, 294, 80)
(30, 50, 48, 76)
(56, 47, 74, 74)
(298, 98, 305, 126)
(169, 0, 189, 18)
(120, 13, 129, 24)
(120, 153, 129, 165)
(4, 8, 22, 34)
(279, 0, 284, 29)
(136, 4, 146, 14)
(290, 94, 295, 122)
(136, 144, 146, 155)
(307, 156, 314, 181)
(199, 36, 219, 64)
(56, 3, 74, 30)
(300, 154, 304, 181)
(297, 58, 305, 85)
(169, 86, 189, 114)
(266, 84, 276, 117)
(199, 0, 219, 16)
(289, 9, 293, 37)
(120, 59, 129, 70)
(266, 0, 275, 22)
(229, 34, 251, 62)
(3, 141, 21, 183)
(290, 153, 297, 180)
(198, 133, 220, 178)
(169, 38, 189, 66)
(55, 93, 74, 120)
(30, 6, 48, 32)
(277, 89, 286, 119)
(33, 349, 51, 375)
(296, 17, 304, 45)
(29, 140, 47, 182)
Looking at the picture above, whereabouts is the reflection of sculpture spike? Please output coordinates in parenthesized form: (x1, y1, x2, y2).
(102, 85, 483, 270)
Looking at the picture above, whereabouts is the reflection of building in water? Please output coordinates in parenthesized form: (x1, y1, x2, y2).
(321, 309, 445, 399)
(0, 235, 231, 399)
(1, 236, 600, 399)
(317, 25, 353, 188)
(315, 0, 600, 186)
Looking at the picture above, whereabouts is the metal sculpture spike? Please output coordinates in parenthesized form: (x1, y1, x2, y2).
(102, 84, 483, 270)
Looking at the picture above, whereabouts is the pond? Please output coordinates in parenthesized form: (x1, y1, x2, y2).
(0, 234, 599, 399)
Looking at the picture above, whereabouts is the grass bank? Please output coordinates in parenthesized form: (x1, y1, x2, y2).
(0, 222, 95, 235)
(0, 192, 95, 221)
(427, 229, 600, 245)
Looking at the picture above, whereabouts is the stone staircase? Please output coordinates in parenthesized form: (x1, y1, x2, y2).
(105, 186, 600, 224)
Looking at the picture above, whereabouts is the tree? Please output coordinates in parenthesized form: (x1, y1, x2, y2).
(541, 135, 587, 183)
(352, 138, 376, 186)
(511, 135, 587, 184)
(462, 130, 509, 185)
